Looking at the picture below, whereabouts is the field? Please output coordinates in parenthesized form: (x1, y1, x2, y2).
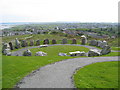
(73, 61, 118, 88)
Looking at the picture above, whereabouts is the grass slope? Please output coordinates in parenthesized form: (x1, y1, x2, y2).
(73, 61, 118, 88)
(2, 45, 89, 88)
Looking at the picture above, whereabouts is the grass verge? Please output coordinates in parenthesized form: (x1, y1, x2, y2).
(73, 61, 118, 88)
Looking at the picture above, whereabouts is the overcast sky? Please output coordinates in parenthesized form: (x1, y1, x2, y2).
(0, 0, 119, 23)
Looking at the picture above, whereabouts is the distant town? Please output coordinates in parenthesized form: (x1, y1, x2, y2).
(1, 22, 118, 39)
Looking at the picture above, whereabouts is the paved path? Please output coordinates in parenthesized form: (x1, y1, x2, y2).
(12, 44, 102, 56)
(16, 56, 119, 88)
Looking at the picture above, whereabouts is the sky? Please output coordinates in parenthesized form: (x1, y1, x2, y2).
(0, 0, 119, 23)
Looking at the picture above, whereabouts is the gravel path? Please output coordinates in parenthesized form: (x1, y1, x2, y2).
(16, 56, 119, 88)
(11, 44, 102, 56)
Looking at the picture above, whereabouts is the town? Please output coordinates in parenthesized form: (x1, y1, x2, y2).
(1, 22, 118, 39)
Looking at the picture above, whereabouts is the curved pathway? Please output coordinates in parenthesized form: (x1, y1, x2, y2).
(16, 56, 119, 88)
(12, 44, 102, 56)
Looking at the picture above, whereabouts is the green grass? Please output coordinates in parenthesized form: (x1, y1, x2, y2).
(73, 61, 118, 88)
(2, 44, 119, 88)
(2, 34, 30, 42)
(2, 45, 89, 88)
(102, 52, 120, 57)
(111, 47, 120, 51)
(2, 34, 66, 43)
(2, 34, 82, 45)
(32, 34, 66, 40)
(2, 56, 70, 88)
(108, 37, 119, 47)
(30, 45, 89, 56)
